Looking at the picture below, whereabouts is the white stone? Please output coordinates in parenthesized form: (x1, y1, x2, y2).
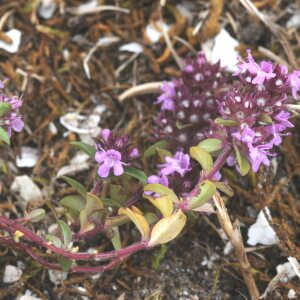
(203, 29, 239, 72)
(0, 29, 21, 53)
(16, 147, 39, 168)
(3, 265, 22, 283)
(10, 175, 43, 206)
(48, 270, 67, 285)
(38, 0, 57, 19)
(247, 208, 277, 246)
(145, 21, 170, 43)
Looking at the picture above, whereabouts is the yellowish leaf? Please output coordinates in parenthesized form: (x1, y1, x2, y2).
(118, 206, 150, 240)
(144, 183, 179, 203)
(144, 194, 173, 218)
(149, 209, 186, 246)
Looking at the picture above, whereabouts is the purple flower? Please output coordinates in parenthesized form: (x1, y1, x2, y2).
(160, 150, 190, 177)
(273, 111, 293, 128)
(100, 128, 111, 141)
(153, 52, 226, 149)
(249, 143, 272, 172)
(266, 124, 286, 146)
(144, 175, 169, 196)
(232, 127, 255, 146)
(129, 147, 139, 158)
(0, 80, 24, 136)
(95, 149, 124, 178)
(155, 81, 176, 111)
(288, 70, 300, 99)
(234, 50, 276, 84)
(147, 175, 169, 187)
(6, 114, 24, 137)
(95, 129, 139, 178)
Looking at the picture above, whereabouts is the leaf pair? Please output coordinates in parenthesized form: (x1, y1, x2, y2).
(118, 205, 187, 247)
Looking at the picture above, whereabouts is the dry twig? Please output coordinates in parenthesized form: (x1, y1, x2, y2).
(214, 194, 260, 300)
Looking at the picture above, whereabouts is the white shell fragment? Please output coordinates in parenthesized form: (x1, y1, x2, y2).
(176, 2, 195, 24)
(16, 147, 39, 168)
(38, 0, 57, 19)
(247, 208, 277, 246)
(203, 29, 239, 72)
(77, 0, 98, 11)
(60, 112, 101, 135)
(288, 289, 297, 299)
(286, 13, 300, 29)
(48, 270, 68, 285)
(3, 265, 23, 283)
(119, 42, 143, 54)
(276, 261, 298, 283)
(10, 175, 43, 206)
(56, 152, 90, 177)
(17, 290, 42, 300)
(145, 21, 170, 43)
(0, 29, 22, 53)
(287, 256, 300, 279)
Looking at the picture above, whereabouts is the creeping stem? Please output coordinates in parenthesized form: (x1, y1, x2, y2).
(181, 143, 233, 210)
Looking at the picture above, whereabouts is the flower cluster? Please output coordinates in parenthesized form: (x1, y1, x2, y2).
(95, 129, 139, 178)
(153, 53, 228, 149)
(212, 50, 298, 172)
(0, 80, 24, 136)
(147, 149, 200, 197)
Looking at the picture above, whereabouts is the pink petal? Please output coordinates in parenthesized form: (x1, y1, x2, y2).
(98, 162, 111, 178)
(95, 151, 106, 163)
(113, 161, 124, 176)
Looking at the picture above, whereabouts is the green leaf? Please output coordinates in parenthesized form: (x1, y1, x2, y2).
(28, 208, 45, 223)
(0, 102, 11, 117)
(58, 220, 72, 248)
(152, 244, 167, 270)
(46, 234, 62, 248)
(70, 141, 96, 157)
(144, 140, 169, 158)
(144, 184, 179, 203)
(155, 147, 173, 163)
(214, 117, 238, 127)
(57, 256, 72, 272)
(123, 166, 147, 184)
(60, 176, 86, 197)
(190, 146, 213, 173)
(0, 127, 10, 145)
(198, 138, 222, 155)
(110, 226, 121, 250)
(145, 212, 158, 225)
(234, 145, 250, 176)
(188, 180, 216, 209)
(79, 193, 104, 234)
(60, 195, 85, 213)
(103, 198, 122, 208)
(258, 113, 273, 124)
(214, 182, 234, 197)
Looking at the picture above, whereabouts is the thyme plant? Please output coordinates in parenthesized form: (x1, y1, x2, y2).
(0, 51, 299, 276)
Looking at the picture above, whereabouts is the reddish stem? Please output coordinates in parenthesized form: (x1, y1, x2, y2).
(180, 143, 233, 211)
